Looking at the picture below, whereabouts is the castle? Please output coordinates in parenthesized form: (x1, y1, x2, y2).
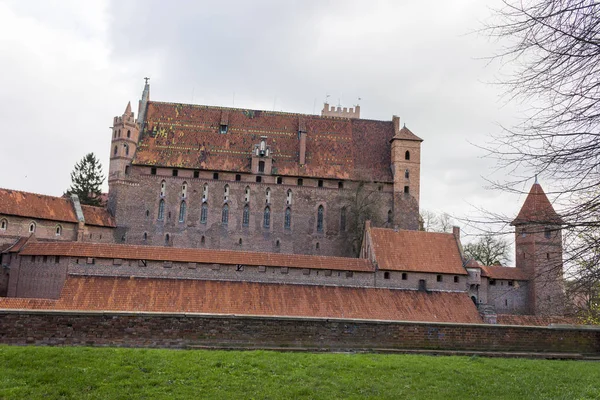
(0, 83, 567, 323)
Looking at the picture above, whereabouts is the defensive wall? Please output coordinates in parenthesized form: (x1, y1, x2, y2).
(1, 310, 598, 356)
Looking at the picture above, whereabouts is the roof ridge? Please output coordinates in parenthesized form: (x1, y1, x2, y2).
(0, 187, 69, 201)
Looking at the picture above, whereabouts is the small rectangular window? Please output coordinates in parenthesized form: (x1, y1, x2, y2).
(345, 271, 353, 278)
(318, 180, 323, 187)
(437, 274, 442, 282)
(220, 124, 228, 134)
(194, 170, 200, 178)
(125, 165, 130, 175)
(490, 279, 496, 286)
(338, 181, 344, 189)
(277, 177, 282, 184)
(55, 256, 60, 264)
(453, 276, 459, 283)
(172, 169, 178, 177)
(508, 280, 514, 286)
(418, 279, 426, 291)
(235, 174, 241, 181)
(31, 255, 35, 262)
(151, 167, 157, 175)
(404, 186, 409, 194)
(43, 255, 48, 263)
(402, 272, 407, 280)
(297, 178, 303, 186)
(213, 172, 219, 180)
(256, 176, 262, 183)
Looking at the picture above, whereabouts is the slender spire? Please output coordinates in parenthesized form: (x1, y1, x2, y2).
(511, 182, 563, 226)
(124, 101, 132, 115)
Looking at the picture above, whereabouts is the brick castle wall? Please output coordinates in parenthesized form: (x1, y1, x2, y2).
(1, 311, 598, 354)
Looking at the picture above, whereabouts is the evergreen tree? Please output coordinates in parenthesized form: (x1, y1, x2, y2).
(66, 153, 105, 206)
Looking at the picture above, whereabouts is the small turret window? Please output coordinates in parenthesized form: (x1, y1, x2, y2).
(258, 161, 265, 173)
(202, 183, 208, 202)
(127, 130, 131, 138)
(544, 229, 552, 239)
(124, 144, 129, 156)
(405, 150, 410, 160)
(387, 210, 393, 223)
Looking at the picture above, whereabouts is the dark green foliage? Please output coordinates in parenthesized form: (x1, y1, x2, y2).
(1, 346, 600, 399)
(463, 234, 511, 266)
(66, 153, 105, 206)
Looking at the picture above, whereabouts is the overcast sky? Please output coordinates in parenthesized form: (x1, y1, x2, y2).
(0, 0, 537, 242)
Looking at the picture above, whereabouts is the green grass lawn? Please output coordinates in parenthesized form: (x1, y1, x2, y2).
(0, 346, 599, 399)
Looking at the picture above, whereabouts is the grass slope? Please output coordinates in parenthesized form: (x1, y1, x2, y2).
(1, 346, 599, 399)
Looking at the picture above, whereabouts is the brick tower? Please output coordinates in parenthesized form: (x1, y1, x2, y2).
(390, 116, 422, 230)
(511, 181, 565, 315)
(108, 102, 140, 183)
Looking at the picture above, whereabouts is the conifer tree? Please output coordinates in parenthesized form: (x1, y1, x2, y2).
(66, 153, 105, 206)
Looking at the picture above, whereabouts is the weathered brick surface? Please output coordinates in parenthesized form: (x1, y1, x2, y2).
(0, 311, 598, 354)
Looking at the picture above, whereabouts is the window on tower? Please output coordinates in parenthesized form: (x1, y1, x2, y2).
(405, 150, 410, 160)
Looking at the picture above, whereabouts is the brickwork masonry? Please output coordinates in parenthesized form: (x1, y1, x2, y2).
(0, 310, 598, 355)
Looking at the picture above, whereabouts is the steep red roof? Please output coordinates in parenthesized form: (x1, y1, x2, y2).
(0, 276, 482, 323)
(81, 205, 115, 227)
(511, 183, 563, 225)
(392, 126, 422, 142)
(134, 101, 397, 181)
(480, 265, 529, 281)
(369, 228, 467, 275)
(19, 241, 374, 272)
(0, 188, 77, 223)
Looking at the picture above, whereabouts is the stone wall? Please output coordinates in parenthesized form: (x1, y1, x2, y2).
(110, 165, 417, 257)
(0, 216, 78, 246)
(7, 255, 69, 299)
(1, 310, 598, 354)
(487, 278, 529, 314)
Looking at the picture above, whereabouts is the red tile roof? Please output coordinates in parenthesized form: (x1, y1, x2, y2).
(511, 183, 563, 225)
(369, 228, 467, 275)
(19, 241, 374, 272)
(0, 188, 77, 222)
(393, 126, 422, 142)
(0, 276, 482, 323)
(0, 188, 114, 227)
(81, 205, 116, 227)
(134, 101, 401, 181)
(480, 265, 529, 281)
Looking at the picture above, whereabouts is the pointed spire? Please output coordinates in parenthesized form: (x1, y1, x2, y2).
(124, 101, 132, 115)
(511, 182, 563, 226)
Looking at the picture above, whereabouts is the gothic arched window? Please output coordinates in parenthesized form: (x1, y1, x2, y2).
(317, 205, 324, 233)
(0, 218, 7, 231)
(28, 221, 36, 233)
(263, 206, 271, 229)
(243, 205, 250, 227)
(284, 207, 291, 230)
(200, 203, 208, 224)
(127, 130, 131, 138)
(179, 201, 186, 222)
(158, 199, 165, 220)
(55, 225, 62, 236)
(222, 204, 229, 225)
(405, 150, 410, 160)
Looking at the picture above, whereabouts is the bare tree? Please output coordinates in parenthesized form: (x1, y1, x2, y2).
(483, 1, 600, 293)
(345, 181, 385, 256)
(420, 210, 453, 233)
(463, 234, 511, 266)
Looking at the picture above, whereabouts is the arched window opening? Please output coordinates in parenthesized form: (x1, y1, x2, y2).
(200, 203, 208, 224)
(202, 183, 208, 202)
(263, 206, 271, 228)
(113, 146, 118, 156)
(55, 225, 62, 236)
(405, 150, 410, 160)
(244, 186, 250, 203)
(158, 199, 165, 220)
(317, 205, 324, 233)
(0, 219, 7, 231)
(243, 205, 250, 227)
(160, 180, 166, 197)
(340, 207, 347, 231)
(387, 210, 393, 224)
(405, 169, 409, 179)
(239, 238, 243, 245)
(145, 210, 150, 217)
(265, 188, 271, 204)
(284, 207, 292, 230)
(124, 144, 129, 156)
(201, 235, 206, 244)
(316, 242, 320, 250)
(276, 239, 280, 247)
(224, 185, 230, 202)
(127, 130, 131, 138)
(286, 189, 292, 205)
(28, 222, 36, 234)
(118, 129, 121, 137)
(113, 130, 117, 139)
(222, 204, 229, 225)
(143, 232, 147, 241)
(181, 182, 188, 198)
(165, 234, 170, 245)
(179, 201, 187, 222)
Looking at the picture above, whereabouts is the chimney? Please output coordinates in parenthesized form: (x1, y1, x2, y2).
(392, 115, 400, 134)
(452, 226, 460, 240)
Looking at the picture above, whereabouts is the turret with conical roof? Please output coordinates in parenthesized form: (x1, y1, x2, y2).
(513, 181, 565, 316)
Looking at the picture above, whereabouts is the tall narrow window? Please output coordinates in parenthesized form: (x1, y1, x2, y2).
(340, 207, 347, 231)
(405, 150, 410, 160)
(127, 130, 131, 138)
(125, 144, 129, 156)
(264, 206, 271, 228)
(222, 204, 229, 225)
(244, 186, 250, 203)
(160, 180, 166, 197)
(165, 234, 170, 245)
(181, 182, 188, 198)
(158, 199, 165, 220)
(277, 177, 283, 184)
(243, 205, 250, 227)
(387, 210, 393, 223)
(179, 201, 186, 222)
(55, 225, 62, 236)
(258, 160, 265, 173)
(266, 188, 271, 204)
(224, 185, 230, 202)
(286, 189, 292, 205)
(285, 207, 292, 230)
(405, 169, 409, 179)
(113, 146, 118, 156)
(202, 183, 208, 202)
(317, 205, 324, 233)
(200, 203, 208, 224)
(297, 178, 303, 186)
